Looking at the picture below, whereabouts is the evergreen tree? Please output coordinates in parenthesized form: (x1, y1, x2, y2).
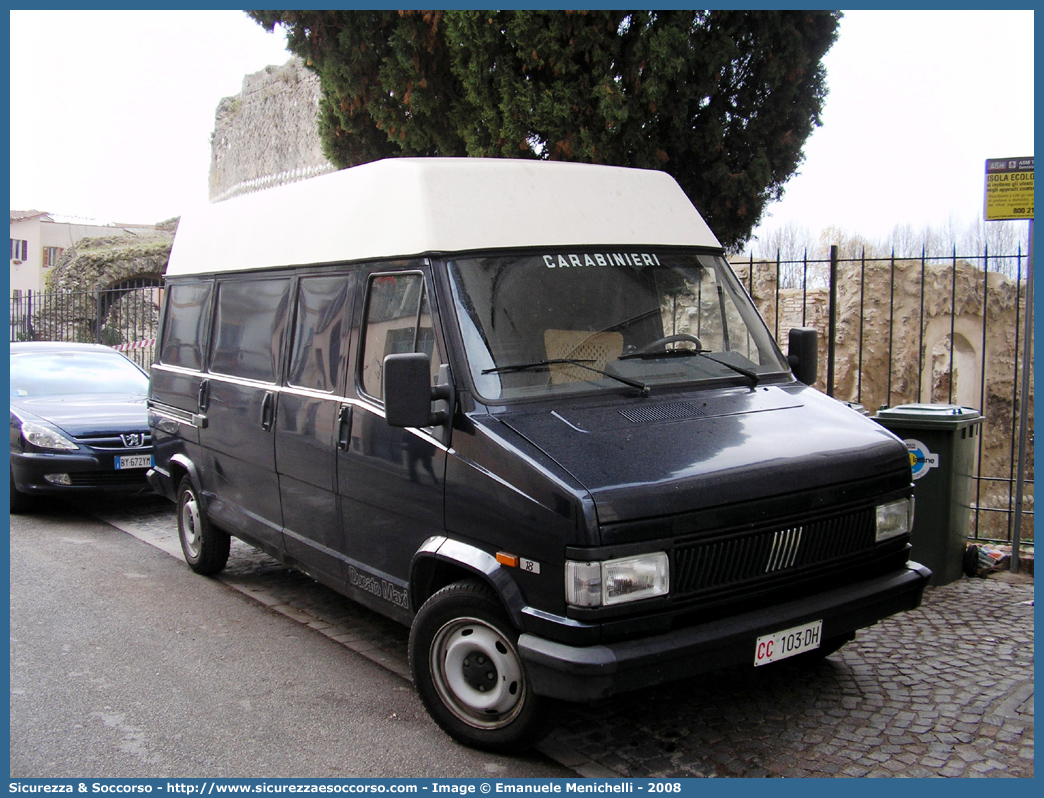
(250, 10, 840, 249)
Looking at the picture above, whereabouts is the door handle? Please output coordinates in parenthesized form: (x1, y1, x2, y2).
(337, 405, 353, 451)
(260, 391, 275, 431)
(197, 379, 210, 412)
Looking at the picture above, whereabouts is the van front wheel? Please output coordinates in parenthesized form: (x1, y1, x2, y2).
(410, 580, 545, 752)
(176, 477, 230, 576)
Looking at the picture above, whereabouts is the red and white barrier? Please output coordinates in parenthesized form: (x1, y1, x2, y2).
(112, 338, 156, 352)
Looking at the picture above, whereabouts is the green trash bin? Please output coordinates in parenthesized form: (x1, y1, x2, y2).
(872, 404, 984, 585)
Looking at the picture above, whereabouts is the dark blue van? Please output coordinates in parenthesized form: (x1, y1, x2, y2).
(147, 158, 929, 751)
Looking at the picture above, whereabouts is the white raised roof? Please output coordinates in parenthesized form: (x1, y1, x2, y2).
(166, 158, 721, 276)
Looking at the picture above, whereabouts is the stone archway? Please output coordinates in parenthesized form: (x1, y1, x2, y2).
(46, 232, 172, 294)
(30, 232, 172, 363)
(920, 316, 984, 409)
(98, 274, 164, 323)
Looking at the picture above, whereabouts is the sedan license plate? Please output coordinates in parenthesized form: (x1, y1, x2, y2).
(754, 619, 822, 666)
(116, 454, 152, 470)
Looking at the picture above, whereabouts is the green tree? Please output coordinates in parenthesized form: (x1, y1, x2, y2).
(249, 10, 840, 249)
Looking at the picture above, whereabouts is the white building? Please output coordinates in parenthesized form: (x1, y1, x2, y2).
(9, 211, 157, 297)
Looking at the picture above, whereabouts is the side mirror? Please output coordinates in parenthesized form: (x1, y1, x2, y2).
(383, 353, 452, 428)
(787, 327, 818, 385)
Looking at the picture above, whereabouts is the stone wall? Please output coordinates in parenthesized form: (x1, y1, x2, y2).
(209, 58, 335, 203)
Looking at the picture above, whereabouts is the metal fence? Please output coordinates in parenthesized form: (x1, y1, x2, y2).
(734, 245, 1033, 547)
(9, 280, 162, 370)
(9, 252, 1034, 545)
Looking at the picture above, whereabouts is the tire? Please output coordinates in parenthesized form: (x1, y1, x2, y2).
(10, 466, 33, 514)
(176, 476, 230, 575)
(409, 580, 545, 752)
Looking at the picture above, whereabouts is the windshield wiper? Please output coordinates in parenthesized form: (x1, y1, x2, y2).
(482, 359, 650, 397)
(619, 349, 759, 386)
(697, 352, 760, 386)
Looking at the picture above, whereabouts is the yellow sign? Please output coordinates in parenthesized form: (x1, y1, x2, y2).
(984, 157, 1034, 221)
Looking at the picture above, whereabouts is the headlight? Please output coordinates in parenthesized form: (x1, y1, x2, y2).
(876, 498, 913, 543)
(565, 552, 669, 607)
(21, 421, 78, 451)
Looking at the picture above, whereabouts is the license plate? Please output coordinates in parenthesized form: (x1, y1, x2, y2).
(754, 619, 822, 666)
(116, 455, 152, 470)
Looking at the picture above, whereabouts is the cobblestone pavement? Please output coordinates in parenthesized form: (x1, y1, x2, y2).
(97, 497, 1034, 778)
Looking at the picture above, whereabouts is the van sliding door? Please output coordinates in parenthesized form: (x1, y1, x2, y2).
(201, 277, 290, 550)
(275, 273, 354, 586)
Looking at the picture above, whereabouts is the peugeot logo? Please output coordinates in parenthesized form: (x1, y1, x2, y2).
(121, 433, 145, 448)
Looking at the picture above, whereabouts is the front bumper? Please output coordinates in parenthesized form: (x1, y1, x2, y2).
(11, 450, 153, 496)
(519, 562, 932, 702)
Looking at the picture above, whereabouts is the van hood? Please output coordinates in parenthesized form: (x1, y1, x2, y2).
(498, 385, 909, 525)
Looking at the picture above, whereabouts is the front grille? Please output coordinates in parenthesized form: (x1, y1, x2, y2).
(77, 432, 152, 450)
(68, 471, 150, 487)
(672, 508, 875, 597)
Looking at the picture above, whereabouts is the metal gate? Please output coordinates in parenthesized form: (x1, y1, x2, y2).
(9, 280, 162, 370)
(734, 245, 1033, 547)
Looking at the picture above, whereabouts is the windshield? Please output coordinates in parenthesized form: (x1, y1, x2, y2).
(447, 249, 789, 402)
(11, 349, 149, 398)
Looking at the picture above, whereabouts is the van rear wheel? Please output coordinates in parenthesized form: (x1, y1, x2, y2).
(176, 477, 230, 575)
(409, 580, 545, 752)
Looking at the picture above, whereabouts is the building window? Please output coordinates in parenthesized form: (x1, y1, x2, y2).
(43, 246, 63, 268)
(10, 239, 28, 262)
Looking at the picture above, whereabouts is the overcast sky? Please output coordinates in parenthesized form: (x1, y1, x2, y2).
(9, 10, 291, 224)
(8, 9, 1035, 245)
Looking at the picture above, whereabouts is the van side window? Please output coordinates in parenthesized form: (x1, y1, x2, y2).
(159, 282, 213, 371)
(287, 275, 351, 393)
(360, 272, 438, 400)
(209, 278, 291, 383)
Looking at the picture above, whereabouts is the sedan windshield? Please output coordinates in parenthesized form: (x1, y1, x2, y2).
(447, 249, 788, 402)
(11, 350, 149, 397)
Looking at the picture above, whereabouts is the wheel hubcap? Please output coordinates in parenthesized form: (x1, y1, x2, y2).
(180, 494, 202, 558)
(430, 617, 525, 730)
(461, 652, 498, 692)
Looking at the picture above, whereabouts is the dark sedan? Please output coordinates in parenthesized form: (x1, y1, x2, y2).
(10, 342, 154, 512)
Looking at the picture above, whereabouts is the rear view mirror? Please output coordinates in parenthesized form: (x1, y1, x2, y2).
(787, 327, 818, 385)
(383, 353, 452, 428)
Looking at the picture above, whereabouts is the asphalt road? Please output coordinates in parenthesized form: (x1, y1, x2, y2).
(8, 503, 572, 779)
